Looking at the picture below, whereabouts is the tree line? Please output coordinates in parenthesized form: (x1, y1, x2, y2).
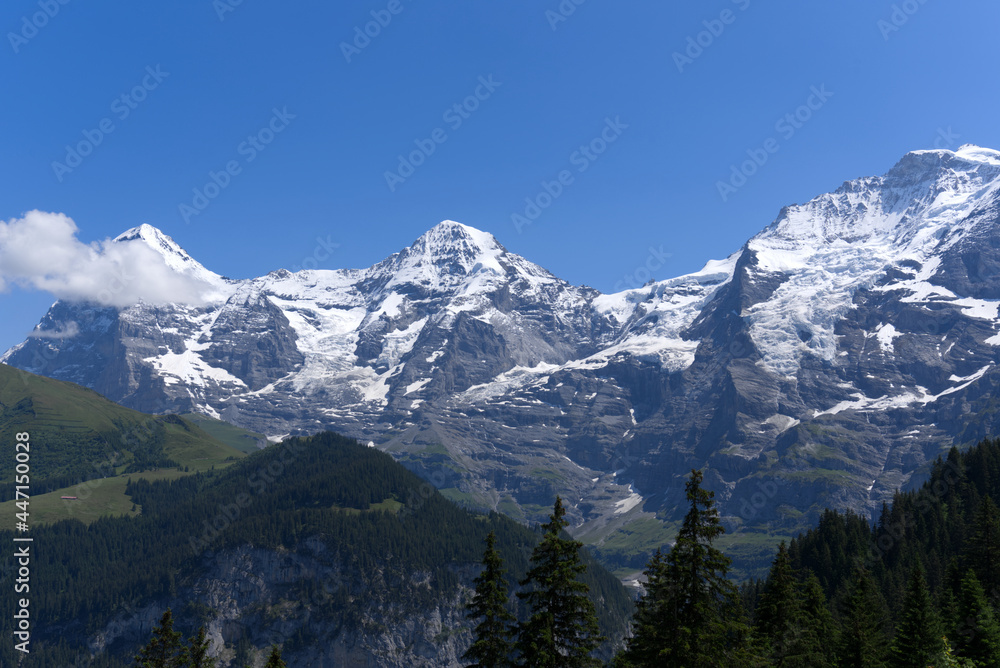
(132, 608, 285, 667)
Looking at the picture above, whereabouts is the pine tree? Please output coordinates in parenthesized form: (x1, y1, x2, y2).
(888, 566, 944, 668)
(516, 496, 603, 667)
(755, 545, 832, 667)
(620, 469, 748, 667)
(836, 568, 889, 668)
(264, 644, 286, 668)
(186, 627, 215, 668)
(953, 570, 1000, 666)
(133, 609, 186, 668)
(464, 530, 516, 668)
(795, 573, 836, 668)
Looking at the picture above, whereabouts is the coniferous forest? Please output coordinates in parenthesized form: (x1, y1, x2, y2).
(602, 439, 1000, 667)
(461, 440, 1000, 666)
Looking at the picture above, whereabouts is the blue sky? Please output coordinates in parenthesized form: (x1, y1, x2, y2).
(1, 0, 999, 352)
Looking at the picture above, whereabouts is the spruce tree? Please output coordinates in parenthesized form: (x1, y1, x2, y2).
(264, 645, 286, 668)
(755, 542, 802, 665)
(836, 568, 889, 668)
(464, 530, 516, 668)
(616, 548, 669, 666)
(133, 609, 186, 668)
(930, 637, 977, 667)
(888, 566, 944, 668)
(620, 469, 748, 667)
(516, 496, 603, 667)
(796, 573, 836, 668)
(186, 626, 215, 668)
(953, 570, 1000, 666)
(755, 545, 832, 667)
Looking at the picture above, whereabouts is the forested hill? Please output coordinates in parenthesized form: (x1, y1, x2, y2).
(0, 431, 632, 667)
(743, 438, 1000, 666)
(788, 439, 1000, 609)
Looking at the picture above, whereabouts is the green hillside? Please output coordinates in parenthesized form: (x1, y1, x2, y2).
(0, 363, 247, 505)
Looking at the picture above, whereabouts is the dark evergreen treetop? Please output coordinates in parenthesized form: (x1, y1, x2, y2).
(516, 496, 603, 668)
(619, 469, 748, 667)
(888, 567, 943, 668)
(133, 609, 185, 668)
(464, 530, 516, 668)
(264, 645, 287, 668)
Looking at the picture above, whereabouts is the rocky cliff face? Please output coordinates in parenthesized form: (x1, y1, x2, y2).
(84, 542, 474, 668)
(10, 145, 1000, 570)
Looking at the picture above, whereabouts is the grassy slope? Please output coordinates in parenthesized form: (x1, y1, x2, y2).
(181, 412, 268, 453)
(0, 468, 186, 525)
(0, 363, 248, 524)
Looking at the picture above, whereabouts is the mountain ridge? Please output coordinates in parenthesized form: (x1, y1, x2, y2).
(9, 144, 1000, 575)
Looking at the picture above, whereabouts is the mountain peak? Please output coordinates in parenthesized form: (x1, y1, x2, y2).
(113, 224, 223, 284)
(885, 144, 1000, 183)
(114, 224, 193, 266)
(364, 220, 561, 296)
(396, 220, 507, 275)
(412, 220, 505, 256)
(114, 222, 175, 244)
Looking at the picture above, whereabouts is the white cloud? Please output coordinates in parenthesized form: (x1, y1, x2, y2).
(27, 321, 80, 339)
(0, 211, 217, 307)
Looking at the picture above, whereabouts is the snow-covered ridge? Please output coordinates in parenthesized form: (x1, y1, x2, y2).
(745, 145, 1000, 376)
(17, 145, 1000, 405)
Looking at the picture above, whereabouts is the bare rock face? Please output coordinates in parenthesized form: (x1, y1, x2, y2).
(10, 146, 1000, 569)
(85, 543, 474, 668)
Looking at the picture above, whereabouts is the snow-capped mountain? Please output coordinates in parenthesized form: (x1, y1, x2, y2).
(10, 145, 1000, 570)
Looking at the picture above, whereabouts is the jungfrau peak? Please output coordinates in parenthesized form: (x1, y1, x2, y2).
(744, 144, 1000, 377)
(9, 145, 1000, 571)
